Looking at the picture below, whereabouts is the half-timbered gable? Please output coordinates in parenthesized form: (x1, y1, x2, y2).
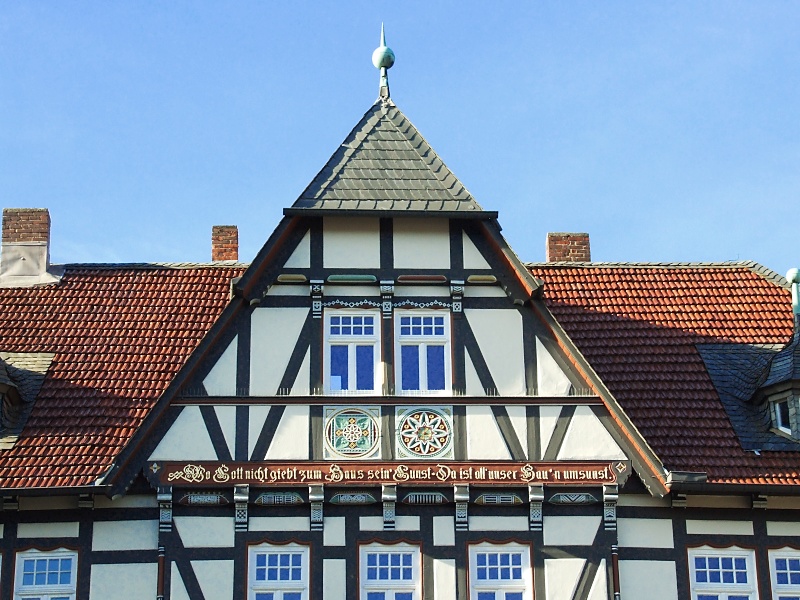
(4, 34, 800, 600)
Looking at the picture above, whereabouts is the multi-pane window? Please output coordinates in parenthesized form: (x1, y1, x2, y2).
(395, 311, 450, 394)
(360, 543, 420, 600)
(248, 543, 309, 600)
(14, 549, 78, 600)
(469, 542, 532, 600)
(325, 311, 380, 393)
(770, 549, 800, 600)
(687, 546, 757, 600)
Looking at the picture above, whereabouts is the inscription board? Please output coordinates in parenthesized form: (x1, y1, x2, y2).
(152, 460, 629, 487)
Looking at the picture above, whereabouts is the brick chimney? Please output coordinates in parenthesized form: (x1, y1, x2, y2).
(212, 225, 238, 261)
(0, 208, 61, 286)
(546, 232, 591, 262)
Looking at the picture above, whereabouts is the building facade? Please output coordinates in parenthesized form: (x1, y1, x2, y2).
(2, 43, 800, 600)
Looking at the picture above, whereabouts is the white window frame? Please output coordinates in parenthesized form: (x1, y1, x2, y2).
(324, 309, 381, 394)
(248, 542, 310, 600)
(394, 310, 451, 395)
(687, 546, 758, 600)
(769, 548, 800, 600)
(360, 542, 421, 600)
(14, 548, 78, 600)
(773, 397, 792, 435)
(468, 541, 533, 600)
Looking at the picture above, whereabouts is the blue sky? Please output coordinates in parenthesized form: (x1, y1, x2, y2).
(1, 2, 799, 276)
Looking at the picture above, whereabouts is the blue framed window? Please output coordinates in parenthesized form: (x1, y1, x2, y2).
(395, 312, 450, 394)
(688, 547, 756, 600)
(360, 544, 420, 600)
(469, 543, 531, 600)
(14, 549, 78, 600)
(249, 543, 308, 600)
(326, 311, 380, 393)
(771, 549, 800, 600)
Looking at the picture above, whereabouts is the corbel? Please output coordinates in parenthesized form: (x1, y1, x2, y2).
(157, 487, 173, 532)
(234, 484, 249, 531)
(450, 280, 464, 314)
(382, 484, 397, 530)
(2, 495, 19, 511)
(380, 280, 394, 319)
(603, 484, 618, 530)
(528, 485, 544, 531)
(454, 484, 470, 531)
(752, 494, 768, 510)
(671, 493, 688, 509)
(310, 280, 324, 319)
(309, 484, 324, 531)
(78, 493, 94, 509)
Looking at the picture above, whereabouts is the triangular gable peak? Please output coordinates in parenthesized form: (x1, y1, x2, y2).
(287, 100, 485, 215)
(109, 97, 667, 499)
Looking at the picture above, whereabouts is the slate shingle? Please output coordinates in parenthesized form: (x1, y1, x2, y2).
(293, 101, 483, 212)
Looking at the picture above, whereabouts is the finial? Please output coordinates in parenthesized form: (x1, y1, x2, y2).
(372, 23, 395, 99)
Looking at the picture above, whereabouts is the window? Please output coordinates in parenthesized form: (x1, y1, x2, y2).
(325, 311, 381, 393)
(248, 542, 309, 600)
(468, 542, 533, 600)
(395, 311, 450, 394)
(774, 398, 792, 435)
(14, 549, 78, 600)
(770, 549, 800, 600)
(687, 546, 757, 600)
(360, 543, 421, 600)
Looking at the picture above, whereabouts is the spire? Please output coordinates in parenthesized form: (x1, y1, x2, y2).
(371, 23, 395, 99)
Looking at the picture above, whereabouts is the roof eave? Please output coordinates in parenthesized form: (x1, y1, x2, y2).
(283, 208, 498, 220)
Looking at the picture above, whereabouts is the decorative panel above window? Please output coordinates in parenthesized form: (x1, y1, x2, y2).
(468, 542, 533, 600)
(325, 311, 381, 394)
(687, 546, 757, 600)
(395, 311, 451, 395)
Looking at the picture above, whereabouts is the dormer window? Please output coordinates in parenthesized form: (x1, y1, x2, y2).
(769, 393, 797, 438)
(775, 398, 792, 434)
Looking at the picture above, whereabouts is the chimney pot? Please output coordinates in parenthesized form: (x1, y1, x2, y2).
(212, 225, 238, 262)
(546, 232, 591, 263)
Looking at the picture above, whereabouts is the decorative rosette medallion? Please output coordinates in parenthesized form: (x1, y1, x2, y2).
(324, 407, 381, 459)
(395, 406, 453, 459)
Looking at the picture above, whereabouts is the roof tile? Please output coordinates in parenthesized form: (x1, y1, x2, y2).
(530, 262, 797, 486)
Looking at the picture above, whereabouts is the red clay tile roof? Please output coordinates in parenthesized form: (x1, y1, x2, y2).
(0, 264, 244, 489)
(3, 259, 796, 490)
(530, 262, 798, 486)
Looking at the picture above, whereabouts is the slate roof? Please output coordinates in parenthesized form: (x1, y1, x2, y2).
(761, 328, 800, 388)
(291, 100, 484, 213)
(529, 261, 799, 485)
(0, 263, 244, 489)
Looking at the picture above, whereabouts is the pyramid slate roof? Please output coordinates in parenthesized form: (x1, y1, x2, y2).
(289, 100, 487, 214)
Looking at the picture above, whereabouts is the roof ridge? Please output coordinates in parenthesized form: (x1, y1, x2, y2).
(59, 262, 251, 270)
(528, 259, 777, 271)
